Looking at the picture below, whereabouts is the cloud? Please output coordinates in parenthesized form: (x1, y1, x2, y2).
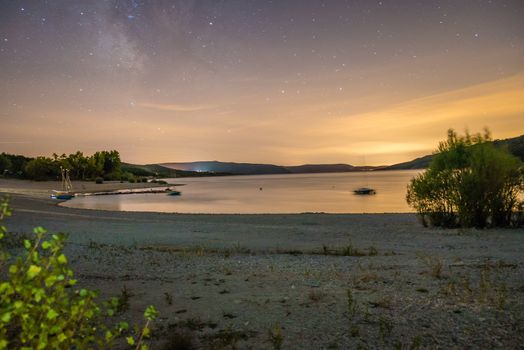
(139, 102, 216, 112)
(0, 141, 32, 144)
(249, 72, 524, 164)
(357, 72, 524, 127)
(313, 72, 524, 144)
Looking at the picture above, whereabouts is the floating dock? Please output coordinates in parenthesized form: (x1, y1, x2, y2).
(75, 186, 177, 197)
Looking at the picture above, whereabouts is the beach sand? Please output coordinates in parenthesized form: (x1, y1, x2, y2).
(1, 179, 523, 349)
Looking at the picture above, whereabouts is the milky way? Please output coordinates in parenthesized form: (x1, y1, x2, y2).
(1, 1, 523, 165)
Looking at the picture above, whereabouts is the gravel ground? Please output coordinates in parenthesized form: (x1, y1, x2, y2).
(1, 189, 523, 349)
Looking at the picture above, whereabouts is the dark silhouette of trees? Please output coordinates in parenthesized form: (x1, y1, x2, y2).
(0, 150, 122, 181)
(24, 157, 60, 181)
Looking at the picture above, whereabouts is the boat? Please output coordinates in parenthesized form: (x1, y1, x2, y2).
(51, 167, 75, 200)
(353, 156, 376, 195)
(166, 188, 181, 196)
(353, 187, 376, 195)
(51, 191, 75, 200)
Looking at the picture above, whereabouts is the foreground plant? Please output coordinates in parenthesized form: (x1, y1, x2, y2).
(0, 197, 157, 349)
(407, 129, 524, 228)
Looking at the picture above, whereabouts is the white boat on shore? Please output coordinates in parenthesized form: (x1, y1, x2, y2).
(51, 167, 75, 200)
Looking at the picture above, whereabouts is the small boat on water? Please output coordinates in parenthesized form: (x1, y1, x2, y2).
(353, 187, 376, 195)
(51, 167, 75, 200)
(166, 188, 181, 196)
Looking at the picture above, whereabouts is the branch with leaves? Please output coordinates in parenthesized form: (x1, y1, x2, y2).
(0, 197, 158, 349)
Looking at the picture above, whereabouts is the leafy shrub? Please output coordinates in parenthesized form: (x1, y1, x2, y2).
(95, 177, 104, 184)
(407, 129, 524, 228)
(0, 197, 158, 349)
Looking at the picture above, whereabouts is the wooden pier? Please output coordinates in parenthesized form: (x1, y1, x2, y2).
(75, 186, 177, 197)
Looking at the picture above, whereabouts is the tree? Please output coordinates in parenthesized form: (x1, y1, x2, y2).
(24, 157, 60, 181)
(0, 154, 11, 176)
(101, 150, 122, 176)
(1, 154, 31, 178)
(0, 150, 123, 181)
(64, 151, 89, 180)
(407, 129, 524, 228)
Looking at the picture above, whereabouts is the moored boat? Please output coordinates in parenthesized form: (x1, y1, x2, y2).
(166, 188, 181, 196)
(353, 187, 376, 195)
(51, 190, 75, 200)
(51, 167, 75, 200)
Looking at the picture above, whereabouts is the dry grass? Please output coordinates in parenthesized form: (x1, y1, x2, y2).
(308, 290, 326, 302)
(440, 260, 511, 309)
(418, 254, 444, 279)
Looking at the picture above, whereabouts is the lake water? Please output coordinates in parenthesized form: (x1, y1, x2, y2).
(63, 170, 422, 214)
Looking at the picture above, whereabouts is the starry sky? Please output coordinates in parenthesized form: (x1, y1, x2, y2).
(1, 0, 523, 165)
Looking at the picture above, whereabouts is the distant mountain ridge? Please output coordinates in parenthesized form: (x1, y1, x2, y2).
(285, 164, 358, 173)
(160, 161, 368, 175)
(383, 154, 434, 170)
(121, 163, 229, 178)
(127, 134, 523, 177)
(161, 161, 290, 175)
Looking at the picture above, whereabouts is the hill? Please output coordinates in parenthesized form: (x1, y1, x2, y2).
(384, 134, 524, 170)
(160, 161, 291, 175)
(284, 164, 358, 173)
(125, 134, 524, 176)
(159, 161, 374, 175)
(384, 155, 434, 170)
(493, 134, 524, 161)
(121, 163, 229, 178)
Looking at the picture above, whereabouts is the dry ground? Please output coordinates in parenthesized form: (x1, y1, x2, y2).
(1, 185, 523, 349)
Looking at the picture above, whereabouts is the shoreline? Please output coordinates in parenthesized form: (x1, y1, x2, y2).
(1, 181, 523, 349)
(0, 178, 173, 198)
(2, 192, 422, 249)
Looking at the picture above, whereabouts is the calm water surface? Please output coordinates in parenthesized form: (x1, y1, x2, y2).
(63, 170, 422, 214)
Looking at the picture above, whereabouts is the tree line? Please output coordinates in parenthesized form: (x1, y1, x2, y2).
(0, 151, 126, 181)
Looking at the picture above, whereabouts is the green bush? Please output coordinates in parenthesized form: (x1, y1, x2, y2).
(0, 197, 158, 349)
(95, 177, 104, 184)
(407, 129, 524, 228)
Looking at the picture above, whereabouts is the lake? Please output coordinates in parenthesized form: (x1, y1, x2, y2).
(62, 170, 422, 214)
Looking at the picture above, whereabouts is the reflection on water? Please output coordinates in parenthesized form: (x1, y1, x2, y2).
(63, 170, 422, 214)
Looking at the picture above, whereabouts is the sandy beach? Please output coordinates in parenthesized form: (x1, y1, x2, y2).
(1, 179, 523, 349)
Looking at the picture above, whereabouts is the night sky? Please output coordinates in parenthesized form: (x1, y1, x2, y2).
(1, 0, 523, 165)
